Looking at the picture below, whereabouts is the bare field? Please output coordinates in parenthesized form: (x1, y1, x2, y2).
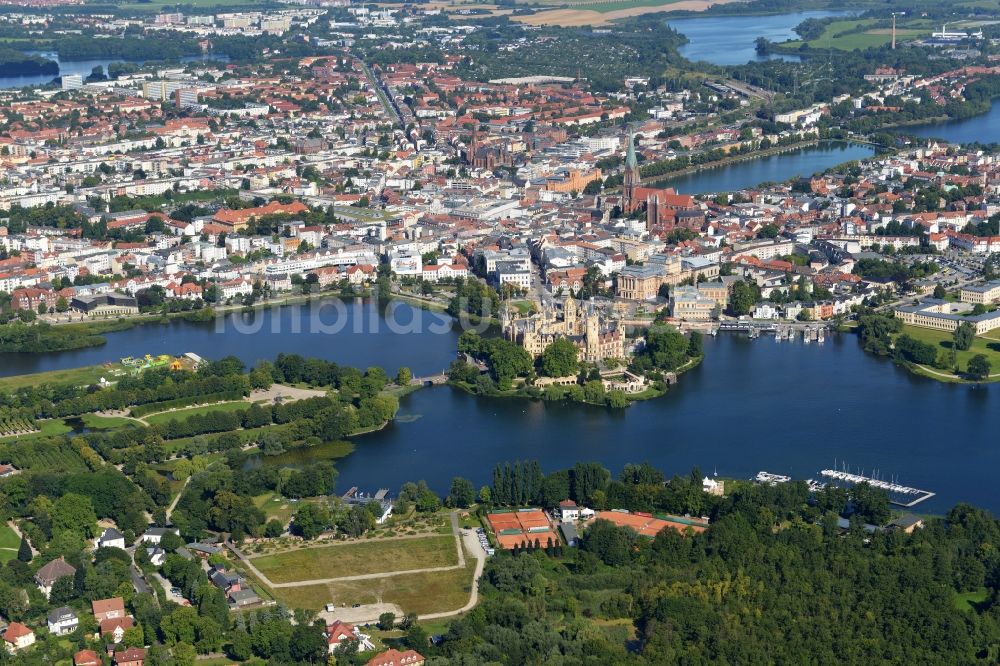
(514, 0, 739, 27)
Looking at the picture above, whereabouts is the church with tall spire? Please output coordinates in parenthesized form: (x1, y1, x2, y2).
(623, 132, 641, 214)
(620, 132, 699, 232)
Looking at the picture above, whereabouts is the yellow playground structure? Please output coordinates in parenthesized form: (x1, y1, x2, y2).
(119, 354, 177, 373)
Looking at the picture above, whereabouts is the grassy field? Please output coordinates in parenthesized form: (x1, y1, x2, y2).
(79, 414, 142, 430)
(253, 492, 305, 525)
(251, 535, 458, 583)
(516, 0, 683, 11)
(955, 587, 989, 612)
(0, 364, 120, 392)
(144, 401, 248, 425)
(0, 526, 20, 563)
(896, 324, 1000, 380)
(266, 558, 477, 615)
(782, 19, 932, 51)
(0, 418, 72, 442)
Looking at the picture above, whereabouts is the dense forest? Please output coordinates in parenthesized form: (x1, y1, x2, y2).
(426, 465, 1000, 665)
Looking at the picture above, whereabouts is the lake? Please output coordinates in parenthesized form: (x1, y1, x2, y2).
(657, 142, 874, 195)
(0, 300, 463, 378)
(669, 11, 852, 65)
(2, 297, 994, 515)
(0, 52, 229, 90)
(330, 333, 995, 515)
(906, 99, 1000, 145)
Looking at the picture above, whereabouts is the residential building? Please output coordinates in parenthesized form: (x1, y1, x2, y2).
(47, 606, 79, 636)
(35, 556, 76, 598)
(114, 647, 146, 666)
(366, 649, 425, 666)
(325, 621, 374, 654)
(92, 597, 127, 623)
(95, 527, 126, 550)
(74, 649, 101, 666)
(3, 622, 35, 653)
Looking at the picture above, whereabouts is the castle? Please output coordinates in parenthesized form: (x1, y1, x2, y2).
(501, 297, 625, 364)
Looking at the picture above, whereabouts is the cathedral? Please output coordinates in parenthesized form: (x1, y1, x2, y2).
(622, 133, 698, 231)
(501, 297, 625, 364)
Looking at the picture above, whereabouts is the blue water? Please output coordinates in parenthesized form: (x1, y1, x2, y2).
(669, 11, 852, 65)
(659, 142, 875, 195)
(0, 300, 461, 378)
(906, 100, 1000, 144)
(0, 52, 229, 90)
(3, 301, 996, 513)
(335, 333, 995, 514)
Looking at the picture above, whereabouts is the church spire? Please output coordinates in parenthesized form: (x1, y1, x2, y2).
(623, 132, 640, 213)
(625, 132, 637, 169)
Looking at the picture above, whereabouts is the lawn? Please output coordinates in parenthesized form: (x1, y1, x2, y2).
(0, 364, 121, 393)
(250, 535, 458, 583)
(0, 418, 72, 442)
(266, 558, 477, 615)
(0, 526, 20, 563)
(896, 324, 1000, 380)
(955, 587, 989, 612)
(781, 19, 931, 51)
(253, 492, 302, 526)
(80, 414, 141, 430)
(144, 401, 248, 425)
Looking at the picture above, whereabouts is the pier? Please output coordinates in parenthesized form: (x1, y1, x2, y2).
(819, 469, 936, 508)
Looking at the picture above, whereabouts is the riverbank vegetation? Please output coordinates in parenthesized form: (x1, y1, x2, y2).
(854, 310, 999, 382)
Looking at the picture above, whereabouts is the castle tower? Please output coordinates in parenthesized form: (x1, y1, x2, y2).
(623, 132, 640, 213)
(585, 311, 600, 362)
(563, 296, 578, 334)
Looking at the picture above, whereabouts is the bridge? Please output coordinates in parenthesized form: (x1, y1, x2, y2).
(410, 373, 449, 386)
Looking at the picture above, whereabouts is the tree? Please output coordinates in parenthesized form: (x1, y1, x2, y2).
(687, 330, 704, 358)
(447, 477, 476, 508)
(967, 354, 991, 381)
(378, 612, 396, 630)
(540, 337, 579, 377)
(729, 280, 756, 316)
(291, 503, 331, 540)
(933, 284, 947, 299)
(289, 624, 327, 663)
(52, 492, 98, 537)
(16, 536, 31, 563)
(605, 390, 628, 409)
(49, 575, 76, 604)
(582, 519, 636, 566)
(954, 322, 975, 351)
(396, 367, 412, 385)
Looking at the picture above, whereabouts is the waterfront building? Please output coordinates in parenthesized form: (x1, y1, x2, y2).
(961, 279, 1000, 305)
(670, 286, 716, 321)
(71, 293, 140, 318)
(895, 298, 1000, 335)
(502, 296, 625, 363)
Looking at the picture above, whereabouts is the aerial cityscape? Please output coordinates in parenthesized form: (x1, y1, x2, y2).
(0, 0, 998, 662)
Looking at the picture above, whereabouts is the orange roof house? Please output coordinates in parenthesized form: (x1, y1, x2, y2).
(212, 200, 309, 231)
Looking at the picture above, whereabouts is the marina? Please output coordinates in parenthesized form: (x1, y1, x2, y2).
(819, 469, 936, 508)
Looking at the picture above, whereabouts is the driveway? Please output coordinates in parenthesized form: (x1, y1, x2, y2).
(317, 602, 404, 626)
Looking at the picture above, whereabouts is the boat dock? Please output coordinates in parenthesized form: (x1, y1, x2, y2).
(819, 469, 935, 507)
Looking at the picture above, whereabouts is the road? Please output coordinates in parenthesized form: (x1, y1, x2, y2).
(417, 525, 487, 621)
(166, 476, 190, 522)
